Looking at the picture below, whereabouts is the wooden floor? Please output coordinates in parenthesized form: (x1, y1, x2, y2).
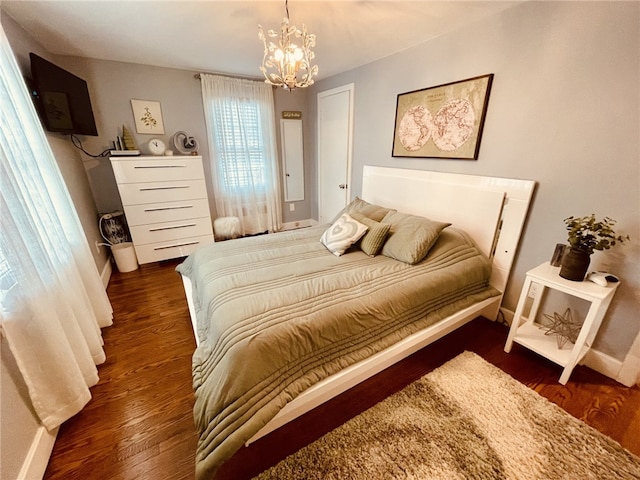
(44, 259, 640, 480)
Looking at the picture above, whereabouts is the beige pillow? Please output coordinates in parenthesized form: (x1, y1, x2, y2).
(320, 214, 369, 256)
(331, 197, 395, 224)
(381, 212, 451, 264)
(350, 212, 391, 256)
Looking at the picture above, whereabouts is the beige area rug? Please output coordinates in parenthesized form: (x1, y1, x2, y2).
(256, 351, 640, 480)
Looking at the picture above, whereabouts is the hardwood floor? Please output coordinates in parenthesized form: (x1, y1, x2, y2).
(44, 259, 198, 480)
(44, 259, 639, 479)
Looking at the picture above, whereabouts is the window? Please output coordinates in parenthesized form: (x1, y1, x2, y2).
(216, 100, 268, 194)
(200, 74, 282, 234)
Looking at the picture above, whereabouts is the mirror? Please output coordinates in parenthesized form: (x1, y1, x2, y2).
(280, 119, 304, 202)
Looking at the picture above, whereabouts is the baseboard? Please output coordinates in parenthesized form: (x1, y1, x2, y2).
(500, 307, 514, 327)
(617, 352, 640, 387)
(18, 425, 58, 480)
(280, 219, 318, 231)
(100, 257, 112, 288)
(499, 307, 626, 385)
(582, 349, 626, 385)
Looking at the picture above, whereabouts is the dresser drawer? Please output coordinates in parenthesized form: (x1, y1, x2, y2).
(134, 234, 214, 264)
(123, 198, 211, 226)
(130, 217, 213, 245)
(117, 179, 208, 206)
(112, 157, 205, 184)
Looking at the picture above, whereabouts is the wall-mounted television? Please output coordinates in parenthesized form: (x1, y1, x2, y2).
(29, 53, 98, 136)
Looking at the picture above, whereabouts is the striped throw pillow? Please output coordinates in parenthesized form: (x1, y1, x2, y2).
(350, 212, 391, 256)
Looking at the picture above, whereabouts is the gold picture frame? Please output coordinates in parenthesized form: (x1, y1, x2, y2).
(392, 74, 493, 160)
(131, 99, 165, 135)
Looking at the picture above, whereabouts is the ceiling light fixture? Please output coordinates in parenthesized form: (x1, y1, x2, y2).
(258, 0, 318, 91)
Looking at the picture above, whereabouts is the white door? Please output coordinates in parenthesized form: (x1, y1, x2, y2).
(317, 83, 354, 224)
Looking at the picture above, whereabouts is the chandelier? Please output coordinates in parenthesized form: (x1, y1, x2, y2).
(258, 0, 318, 90)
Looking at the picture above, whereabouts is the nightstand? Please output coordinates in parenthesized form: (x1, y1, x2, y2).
(504, 262, 620, 384)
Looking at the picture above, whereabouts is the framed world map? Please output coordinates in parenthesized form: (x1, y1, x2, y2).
(392, 74, 493, 160)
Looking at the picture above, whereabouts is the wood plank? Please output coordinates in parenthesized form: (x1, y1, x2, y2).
(44, 259, 639, 479)
(43, 259, 198, 480)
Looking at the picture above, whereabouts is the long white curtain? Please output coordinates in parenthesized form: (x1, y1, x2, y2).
(200, 74, 282, 235)
(0, 27, 113, 431)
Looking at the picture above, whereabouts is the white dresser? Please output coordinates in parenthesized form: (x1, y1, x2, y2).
(110, 155, 214, 264)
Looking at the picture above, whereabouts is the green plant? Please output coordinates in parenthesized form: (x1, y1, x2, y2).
(564, 214, 629, 255)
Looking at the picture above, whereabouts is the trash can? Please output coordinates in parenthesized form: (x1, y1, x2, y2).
(111, 242, 138, 272)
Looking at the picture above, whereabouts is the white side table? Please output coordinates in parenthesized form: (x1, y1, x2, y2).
(504, 262, 619, 384)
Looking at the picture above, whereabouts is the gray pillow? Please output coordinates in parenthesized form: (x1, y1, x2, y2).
(331, 197, 395, 224)
(381, 212, 451, 264)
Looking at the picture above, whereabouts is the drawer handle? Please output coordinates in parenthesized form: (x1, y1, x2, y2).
(139, 185, 190, 191)
(144, 205, 193, 212)
(134, 165, 187, 169)
(148, 223, 197, 232)
(153, 241, 199, 251)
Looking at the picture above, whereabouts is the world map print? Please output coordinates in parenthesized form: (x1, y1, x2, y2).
(399, 99, 475, 152)
(392, 75, 493, 160)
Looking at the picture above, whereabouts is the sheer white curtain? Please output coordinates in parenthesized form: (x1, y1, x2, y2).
(0, 27, 113, 431)
(200, 74, 282, 235)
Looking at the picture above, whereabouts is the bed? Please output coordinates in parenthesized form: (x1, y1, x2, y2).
(178, 165, 535, 479)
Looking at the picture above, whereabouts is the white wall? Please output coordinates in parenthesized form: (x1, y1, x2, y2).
(309, 1, 640, 361)
(1, 337, 42, 478)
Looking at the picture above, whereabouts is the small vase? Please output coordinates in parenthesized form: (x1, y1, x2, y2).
(559, 248, 591, 281)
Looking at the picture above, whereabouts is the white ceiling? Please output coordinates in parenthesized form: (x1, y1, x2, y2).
(2, 1, 521, 81)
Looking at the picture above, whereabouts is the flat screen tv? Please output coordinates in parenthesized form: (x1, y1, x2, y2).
(29, 53, 98, 136)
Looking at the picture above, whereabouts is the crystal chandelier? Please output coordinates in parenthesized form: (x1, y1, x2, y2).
(258, 0, 318, 90)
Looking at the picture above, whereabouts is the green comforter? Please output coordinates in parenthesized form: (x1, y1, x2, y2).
(176, 225, 499, 479)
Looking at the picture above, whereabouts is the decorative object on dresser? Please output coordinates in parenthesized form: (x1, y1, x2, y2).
(392, 74, 493, 160)
(505, 262, 620, 384)
(109, 155, 214, 264)
(130, 99, 165, 134)
(147, 138, 166, 156)
(560, 214, 629, 281)
(110, 132, 140, 156)
(121, 124, 138, 150)
(172, 131, 199, 155)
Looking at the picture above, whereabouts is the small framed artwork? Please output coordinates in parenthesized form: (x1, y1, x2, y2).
(550, 243, 567, 267)
(392, 74, 493, 160)
(130, 99, 165, 135)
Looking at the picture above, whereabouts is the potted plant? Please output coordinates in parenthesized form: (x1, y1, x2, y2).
(560, 214, 629, 281)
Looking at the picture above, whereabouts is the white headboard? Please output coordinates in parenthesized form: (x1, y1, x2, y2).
(361, 166, 535, 293)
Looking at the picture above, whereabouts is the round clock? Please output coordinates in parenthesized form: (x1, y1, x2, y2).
(148, 138, 166, 156)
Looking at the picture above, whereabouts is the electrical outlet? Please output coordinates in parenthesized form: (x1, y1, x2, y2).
(289, 203, 295, 212)
(528, 283, 539, 299)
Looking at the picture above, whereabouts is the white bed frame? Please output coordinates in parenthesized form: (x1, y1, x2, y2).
(181, 165, 535, 445)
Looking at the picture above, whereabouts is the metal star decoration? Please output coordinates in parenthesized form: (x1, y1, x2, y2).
(542, 307, 582, 349)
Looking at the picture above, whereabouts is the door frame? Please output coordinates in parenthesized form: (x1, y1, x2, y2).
(317, 83, 355, 223)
